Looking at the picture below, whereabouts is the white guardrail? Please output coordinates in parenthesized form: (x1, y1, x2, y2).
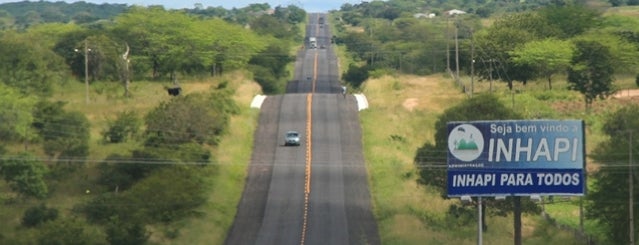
(353, 93, 369, 111)
(250, 95, 267, 109)
(250, 94, 368, 111)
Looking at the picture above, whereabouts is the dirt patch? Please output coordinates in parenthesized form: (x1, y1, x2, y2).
(365, 74, 463, 113)
(613, 89, 639, 98)
(402, 98, 419, 111)
(183, 82, 215, 93)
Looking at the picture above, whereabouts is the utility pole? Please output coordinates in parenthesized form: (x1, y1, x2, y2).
(631, 130, 635, 245)
(446, 16, 450, 74)
(83, 40, 89, 104)
(455, 21, 460, 84)
(470, 28, 475, 97)
(478, 197, 483, 245)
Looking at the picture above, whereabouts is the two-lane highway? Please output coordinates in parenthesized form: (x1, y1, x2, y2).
(225, 13, 380, 245)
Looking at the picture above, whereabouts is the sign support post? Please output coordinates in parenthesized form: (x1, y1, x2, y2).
(447, 120, 586, 244)
(478, 196, 482, 245)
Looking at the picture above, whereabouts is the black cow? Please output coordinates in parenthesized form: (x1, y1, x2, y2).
(166, 86, 181, 96)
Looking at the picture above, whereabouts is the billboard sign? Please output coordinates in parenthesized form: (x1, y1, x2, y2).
(447, 120, 585, 197)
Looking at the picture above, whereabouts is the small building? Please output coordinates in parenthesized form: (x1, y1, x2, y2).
(413, 13, 436, 18)
(445, 9, 467, 16)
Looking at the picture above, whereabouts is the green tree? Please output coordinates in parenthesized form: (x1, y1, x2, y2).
(414, 94, 540, 231)
(81, 192, 124, 224)
(122, 166, 208, 223)
(249, 42, 294, 93)
(97, 153, 164, 193)
(199, 18, 265, 75)
(84, 166, 209, 224)
(16, 10, 41, 28)
(474, 12, 550, 89)
(111, 8, 264, 78)
(102, 111, 141, 143)
(339, 32, 377, 62)
(273, 5, 306, 24)
(105, 216, 149, 245)
(250, 14, 296, 40)
(539, 5, 600, 38)
(82, 34, 129, 82)
(0, 31, 67, 96)
(567, 40, 615, 111)
(32, 101, 90, 160)
(0, 152, 48, 199)
(577, 15, 639, 74)
(110, 7, 199, 79)
(415, 94, 523, 194)
(0, 9, 15, 29)
(579, 16, 639, 74)
(22, 204, 59, 227)
(509, 38, 573, 90)
(249, 64, 279, 94)
(0, 83, 37, 142)
(587, 105, 639, 244)
(37, 218, 99, 245)
(144, 93, 229, 146)
(342, 63, 370, 88)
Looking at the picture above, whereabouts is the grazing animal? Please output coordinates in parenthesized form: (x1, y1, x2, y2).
(165, 86, 181, 96)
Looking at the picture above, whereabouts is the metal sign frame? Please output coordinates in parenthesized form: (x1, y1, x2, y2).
(446, 120, 586, 197)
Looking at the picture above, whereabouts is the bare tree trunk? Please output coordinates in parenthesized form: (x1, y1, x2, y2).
(122, 43, 131, 97)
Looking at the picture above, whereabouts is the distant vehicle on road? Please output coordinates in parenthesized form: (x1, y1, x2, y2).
(284, 131, 300, 146)
(309, 37, 317, 49)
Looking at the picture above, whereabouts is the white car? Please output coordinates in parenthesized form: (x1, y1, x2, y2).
(284, 131, 301, 146)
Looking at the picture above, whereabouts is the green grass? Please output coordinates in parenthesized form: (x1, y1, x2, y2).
(358, 72, 608, 244)
(605, 5, 639, 18)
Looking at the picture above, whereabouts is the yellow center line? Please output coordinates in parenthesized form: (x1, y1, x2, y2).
(301, 14, 320, 245)
(305, 93, 313, 194)
(300, 91, 313, 245)
(312, 52, 318, 93)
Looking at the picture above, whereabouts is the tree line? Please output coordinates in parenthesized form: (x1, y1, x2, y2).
(335, 1, 639, 109)
(330, 0, 639, 243)
(0, 3, 305, 244)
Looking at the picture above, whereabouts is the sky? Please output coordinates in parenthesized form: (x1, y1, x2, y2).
(0, 0, 368, 12)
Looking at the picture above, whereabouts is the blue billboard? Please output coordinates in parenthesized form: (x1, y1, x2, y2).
(447, 120, 585, 197)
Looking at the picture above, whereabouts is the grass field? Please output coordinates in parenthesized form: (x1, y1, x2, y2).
(358, 73, 595, 244)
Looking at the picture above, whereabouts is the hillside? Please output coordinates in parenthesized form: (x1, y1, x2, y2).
(0, 1, 128, 26)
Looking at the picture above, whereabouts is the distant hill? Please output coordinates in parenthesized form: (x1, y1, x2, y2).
(0, 1, 129, 28)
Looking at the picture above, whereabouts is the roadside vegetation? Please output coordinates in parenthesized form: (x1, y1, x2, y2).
(332, 1, 639, 244)
(0, 3, 302, 244)
(2, 0, 639, 244)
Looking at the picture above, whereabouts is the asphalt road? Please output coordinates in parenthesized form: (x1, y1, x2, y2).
(225, 13, 380, 245)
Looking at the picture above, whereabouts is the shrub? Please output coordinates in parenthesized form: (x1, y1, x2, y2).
(342, 64, 369, 88)
(37, 218, 96, 245)
(22, 204, 58, 227)
(144, 93, 231, 146)
(105, 217, 150, 245)
(102, 111, 141, 143)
